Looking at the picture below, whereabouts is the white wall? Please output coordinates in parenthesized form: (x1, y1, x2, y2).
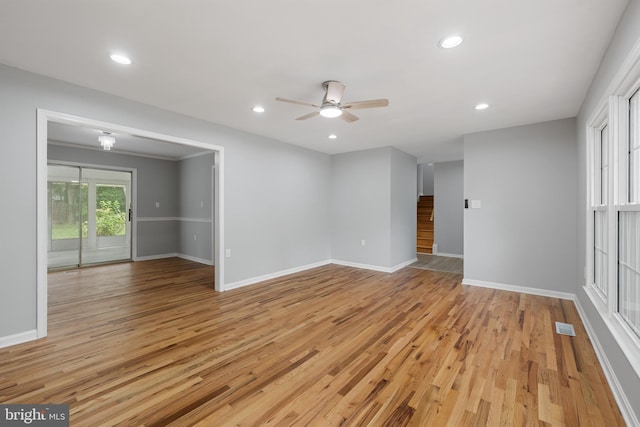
(0, 64, 331, 338)
(434, 160, 463, 256)
(463, 118, 577, 293)
(576, 0, 640, 417)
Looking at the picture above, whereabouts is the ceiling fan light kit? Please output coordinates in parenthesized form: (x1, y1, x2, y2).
(276, 80, 389, 123)
(319, 105, 342, 118)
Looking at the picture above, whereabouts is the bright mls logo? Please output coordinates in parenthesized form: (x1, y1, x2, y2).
(1, 405, 69, 426)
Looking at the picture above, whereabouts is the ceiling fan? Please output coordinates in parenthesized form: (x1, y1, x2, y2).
(275, 81, 389, 123)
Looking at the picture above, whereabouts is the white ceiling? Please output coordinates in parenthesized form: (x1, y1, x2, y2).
(48, 122, 209, 160)
(0, 0, 629, 162)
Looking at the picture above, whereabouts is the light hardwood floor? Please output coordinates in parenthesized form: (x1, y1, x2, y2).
(0, 258, 625, 426)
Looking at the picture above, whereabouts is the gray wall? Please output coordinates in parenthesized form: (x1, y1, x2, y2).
(390, 148, 417, 267)
(331, 148, 392, 267)
(331, 147, 416, 269)
(178, 153, 214, 262)
(422, 163, 434, 195)
(0, 63, 331, 338)
(463, 118, 577, 293)
(576, 0, 640, 415)
(434, 160, 463, 256)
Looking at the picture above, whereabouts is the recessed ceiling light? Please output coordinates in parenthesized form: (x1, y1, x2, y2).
(110, 53, 132, 65)
(439, 35, 463, 49)
(252, 106, 265, 113)
(475, 103, 490, 110)
(328, 134, 337, 140)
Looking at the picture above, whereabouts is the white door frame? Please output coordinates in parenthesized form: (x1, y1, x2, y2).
(36, 109, 225, 338)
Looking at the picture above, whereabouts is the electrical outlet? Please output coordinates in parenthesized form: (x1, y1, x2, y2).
(193, 234, 197, 241)
(155, 201, 160, 208)
(361, 239, 366, 246)
(200, 200, 204, 208)
(225, 249, 231, 258)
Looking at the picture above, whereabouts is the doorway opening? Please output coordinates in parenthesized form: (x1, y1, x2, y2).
(48, 164, 133, 269)
(36, 109, 225, 339)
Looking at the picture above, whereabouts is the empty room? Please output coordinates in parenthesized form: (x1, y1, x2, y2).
(1, 1, 639, 426)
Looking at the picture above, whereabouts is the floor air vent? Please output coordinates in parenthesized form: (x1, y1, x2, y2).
(555, 321, 576, 336)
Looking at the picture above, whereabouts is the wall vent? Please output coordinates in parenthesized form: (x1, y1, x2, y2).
(555, 321, 576, 336)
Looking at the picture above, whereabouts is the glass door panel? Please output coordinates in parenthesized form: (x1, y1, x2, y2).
(48, 165, 132, 269)
(48, 165, 83, 269)
(81, 168, 132, 265)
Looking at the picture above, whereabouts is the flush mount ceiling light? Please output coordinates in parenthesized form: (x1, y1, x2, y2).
(319, 105, 342, 118)
(474, 103, 490, 110)
(439, 35, 463, 49)
(98, 132, 116, 151)
(328, 134, 337, 140)
(252, 105, 265, 113)
(110, 53, 132, 65)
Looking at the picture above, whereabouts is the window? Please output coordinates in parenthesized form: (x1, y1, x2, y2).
(585, 37, 640, 381)
(593, 124, 609, 299)
(630, 90, 640, 203)
(618, 89, 640, 336)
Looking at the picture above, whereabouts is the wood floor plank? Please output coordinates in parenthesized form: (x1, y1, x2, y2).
(0, 258, 626, 426)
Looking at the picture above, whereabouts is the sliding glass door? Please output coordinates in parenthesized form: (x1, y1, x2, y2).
(48, 165, 132, 269)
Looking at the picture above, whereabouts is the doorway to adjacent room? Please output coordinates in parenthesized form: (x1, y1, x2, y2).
(47, 164, 133, 269)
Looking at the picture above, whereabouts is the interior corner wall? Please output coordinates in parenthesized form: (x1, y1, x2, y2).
(330, 147, 416, 269)
(575, 0, 640, 417)
(0, 63, 332, 339)
(434, 160, 463, 256)
(330, 147, 392, 267)
(463, 118, 577, 293)
(390, 148, 417, 267)
(178, 153, 215, 263)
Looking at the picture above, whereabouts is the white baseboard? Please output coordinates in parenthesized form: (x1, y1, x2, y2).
(0, 329, 38, 349)
(461, 278, 575, 301)
(177, 253, 214, 266)
(224, 259, 332, 291)
(330, 258, 417, 273)
(134, 253, 178, 262)
(390, 258, 418, 272)
(436, 253, 464, 259)
(573, 297, 640, 427)
(134, 253, 213, 266)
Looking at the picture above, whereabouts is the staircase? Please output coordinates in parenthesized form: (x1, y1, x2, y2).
(417, 195, 434, 253)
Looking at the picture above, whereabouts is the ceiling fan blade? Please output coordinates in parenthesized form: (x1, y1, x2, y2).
(343, 99, 389, 110)
(296, 111, 320, 121)
(324, 81, 346, 104)
(275, 97, 319, 108)
(340, 110, 359, 123)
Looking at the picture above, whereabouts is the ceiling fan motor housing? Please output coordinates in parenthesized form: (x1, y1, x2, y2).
(322, 80, 346, 105)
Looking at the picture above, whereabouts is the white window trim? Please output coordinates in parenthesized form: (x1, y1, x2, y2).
(584, 38, 640, 380)
(586, 105, 611, 304)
